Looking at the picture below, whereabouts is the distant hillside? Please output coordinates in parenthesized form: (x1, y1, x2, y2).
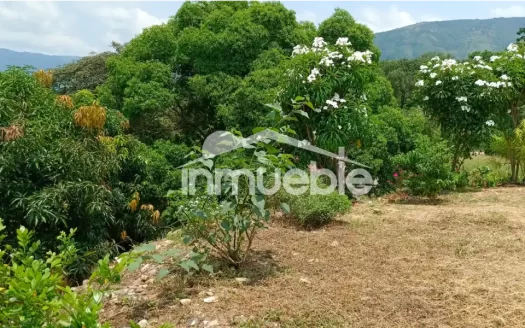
(375, 17, 525, 60)
(0, 48, 79, 71)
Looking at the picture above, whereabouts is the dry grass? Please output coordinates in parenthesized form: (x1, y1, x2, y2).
(102, 187, 525, 327)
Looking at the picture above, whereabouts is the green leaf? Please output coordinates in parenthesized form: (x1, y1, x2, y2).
(127, 258, 143, 272)
(194, 210, 207, 219)
(220, 220, 231, 231)
(179, 259, 200, 272)
(252, 127, 266, 134)
(134, 243, 156, 253)
(295, 110, 309, 118)
(201, 264, 214, 273)
(157, 269, 170, 279)
(264, 103, 282, 112)
(280, 203, 290, 214)
(162, 248, 183, 257)
(151, 254, 165, 264)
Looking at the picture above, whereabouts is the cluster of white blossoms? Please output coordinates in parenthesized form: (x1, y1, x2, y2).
(490, 55, 501, 62)
(420, 65, 429, 73)
(474, 80, 511, 88)
(312, 37, 328, 50)
(415, 80, 424, 87)
(307, 68, 321, 83)
(292, 45, 310, 56)
(456, 96, 468, 102)
(507, 43, 519, 52)
(292, 37, 374, 84)
(318, 93, 347, 111)
(461, 105, 471, 112)
(485, 120, 495, 126)
(335, 37, 352, 46)
(435, 80, 442, 86)
(348, 50, 373, 64)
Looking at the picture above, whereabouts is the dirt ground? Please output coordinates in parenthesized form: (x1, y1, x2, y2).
(102, 187, 525, 327)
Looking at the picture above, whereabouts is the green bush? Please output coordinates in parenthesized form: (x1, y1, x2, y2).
(279, 191, 351, 228)
(394, 136, 454, 198)
(0, 219, 131, 327)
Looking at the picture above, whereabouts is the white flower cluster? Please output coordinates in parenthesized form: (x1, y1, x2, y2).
(474, 80, 511, 88)
(430, 72, 437, 79)
(293, 37, 374, 83)
(507, 43, 519, 52)
(452, 76, 459, 80)
(486, 120, 495, 126)
(335, 37, 351, 46)
(321, 93, 346, 111)
(307, 68, 321, 83)
(347, 50, 373, 64)
(490, 55, 500, 62)
(441, 59, 457, 69)
(312, 37, 328, 49)
(292, 45, 310, 56)
(455, 96, 468, 102)
(461, 105, 471, 112)
(435, 80, 442, 86)
(415, 80, 424, 87)
(319, 51, 344, 67)
(420, 65, 429, 73)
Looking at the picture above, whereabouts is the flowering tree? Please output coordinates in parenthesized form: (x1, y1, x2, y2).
(280, 36, 376, 156)
(490, 43, 525, 181)
(415, 55, 508, 170)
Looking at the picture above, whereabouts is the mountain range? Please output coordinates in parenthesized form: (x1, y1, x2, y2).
(0, 17, 524, 70)
(0, 48, 79, 71)
(375, 17, 525, 60)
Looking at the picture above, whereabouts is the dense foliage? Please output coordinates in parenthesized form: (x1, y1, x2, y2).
(3, 4, 525, 323)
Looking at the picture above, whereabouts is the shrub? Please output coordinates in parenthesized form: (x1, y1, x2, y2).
(394, 136, 454, 198)
(279, 191, 351, 228)
(0, 219, 131, 327)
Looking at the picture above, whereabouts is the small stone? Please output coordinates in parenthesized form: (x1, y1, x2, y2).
(204, 319, 219, 327)
(373, 209, 381, 214)
(300, 278, 311, 284)
(198, 291, 207, 297)
(187, 318, 200, 326)
(180, 298, 192, 305)
(137, 319, 149, 328)
(203, 296, 217, 303)
(140, 275, 148, 282)
(307, 259, 315, 263)
(232, 315, 248, 325)
(82, 279, 89, 286)
(206, 291, 214, 296)
(146, 279, 155, 285)
(140, 264, 151, 273)
(235, 277, 249, 284)
(291, 251, 299, 256)
(330, 241, 339, 247)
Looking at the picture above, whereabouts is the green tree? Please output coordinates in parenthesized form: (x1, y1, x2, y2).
(53, 52, 115, 94)
(517, 27, 525, 43)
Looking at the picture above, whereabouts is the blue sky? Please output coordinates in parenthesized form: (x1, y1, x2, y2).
(0, 1, 523, 56)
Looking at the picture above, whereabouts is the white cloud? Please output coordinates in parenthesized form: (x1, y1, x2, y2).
(493, 6, 525, 18)
(0, 2, 167, 56)
(0, 1, 95, 55)
(358, 6, 442, 32)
